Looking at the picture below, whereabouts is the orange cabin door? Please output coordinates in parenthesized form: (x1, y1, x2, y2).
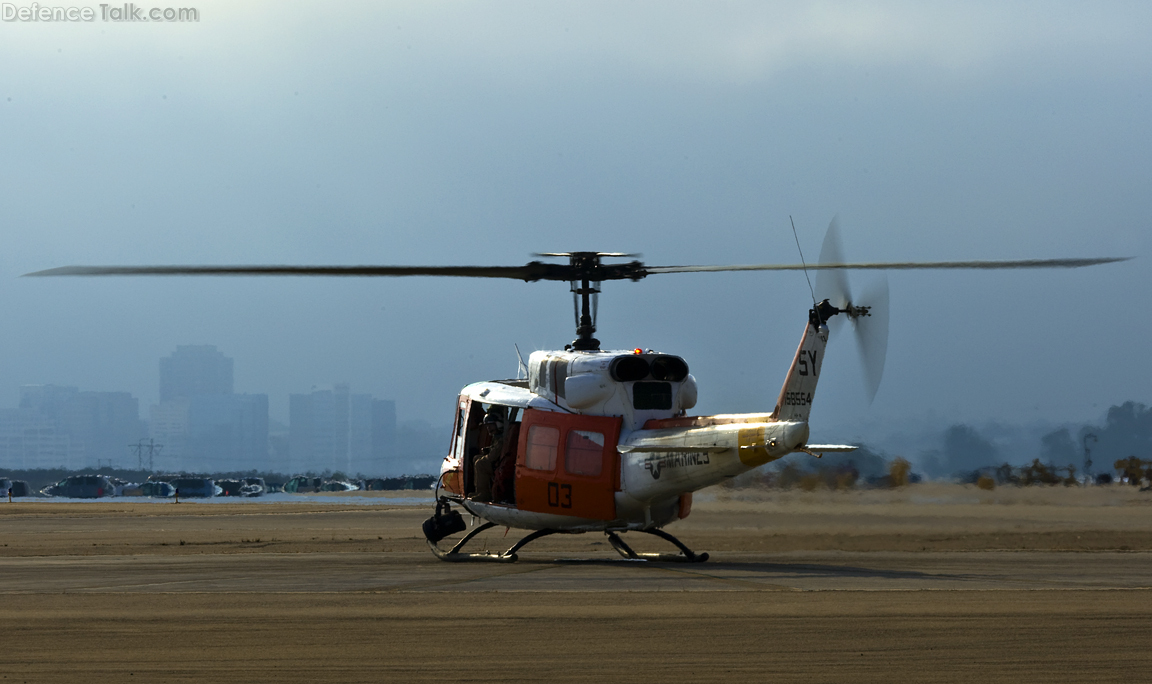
(515, 409, 622, 520)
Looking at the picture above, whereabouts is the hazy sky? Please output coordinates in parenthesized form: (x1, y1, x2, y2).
(1, 1, 1148, 439)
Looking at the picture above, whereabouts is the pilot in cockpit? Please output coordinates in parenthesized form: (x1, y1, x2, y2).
(472, 407, 505, 502)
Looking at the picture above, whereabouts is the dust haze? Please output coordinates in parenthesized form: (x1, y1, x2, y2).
(0, 2, 1148, 475)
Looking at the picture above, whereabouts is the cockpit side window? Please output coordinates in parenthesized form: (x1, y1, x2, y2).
(565, 430, 605, 477)
(525, 425, 559, 471)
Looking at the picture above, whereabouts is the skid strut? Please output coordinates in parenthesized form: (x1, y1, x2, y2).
(606, 528, 709, 563)
(423, 502, 708, 563)
(427, 522, 566, 563)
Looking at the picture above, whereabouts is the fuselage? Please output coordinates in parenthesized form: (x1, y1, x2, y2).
(439, 325, 825, 531)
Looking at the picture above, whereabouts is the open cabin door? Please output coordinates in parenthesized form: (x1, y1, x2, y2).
(443, 395, 486, 497)
(515, 409, 622, 520)
(443, 396, 521, 504)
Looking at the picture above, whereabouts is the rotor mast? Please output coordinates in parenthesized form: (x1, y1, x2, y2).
(569, 253, 602, 351)
(532, 251, 643, 352)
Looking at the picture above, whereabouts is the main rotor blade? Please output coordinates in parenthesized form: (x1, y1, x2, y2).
(24, 264, 553, 279)
(645, 257, 1130, 273)
(23, 256, 1132, 280)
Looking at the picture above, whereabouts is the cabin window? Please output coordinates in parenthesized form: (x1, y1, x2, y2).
(565, 430, 605, 477)
(525, 425, 560, 471)
(633, 381, 673, 410)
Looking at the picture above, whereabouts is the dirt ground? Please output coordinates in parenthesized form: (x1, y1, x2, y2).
(2, 483, 1151, 682)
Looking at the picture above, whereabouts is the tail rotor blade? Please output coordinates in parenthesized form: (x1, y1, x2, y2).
(814, 216, 852, 308)
(853, 273, 890, 404)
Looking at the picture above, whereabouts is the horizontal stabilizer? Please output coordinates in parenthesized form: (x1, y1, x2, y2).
(803, 444, 858, 453)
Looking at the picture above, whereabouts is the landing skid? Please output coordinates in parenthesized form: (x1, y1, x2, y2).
(426, 519, 709, 564)
(427, 523, 566, 563)
(606, 528, 709, 563)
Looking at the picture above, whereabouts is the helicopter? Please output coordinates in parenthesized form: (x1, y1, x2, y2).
(26, 220, 1128, 562)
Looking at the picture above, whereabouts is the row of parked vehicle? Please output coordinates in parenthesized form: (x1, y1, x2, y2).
(5, 473, 436, 498)
(282, 476, 436, 492)
(34, 475, 270, 499)
(281, 476, 358, 493)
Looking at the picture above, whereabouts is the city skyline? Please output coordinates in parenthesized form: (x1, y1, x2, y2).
(0, 344, 412, 475)
(2, 336, 1150, 475)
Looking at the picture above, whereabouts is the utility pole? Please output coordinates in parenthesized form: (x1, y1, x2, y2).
(129, 439, 163, 472)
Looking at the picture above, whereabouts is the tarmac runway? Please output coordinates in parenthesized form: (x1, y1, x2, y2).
(3, 486, 1151, 682)
(3, 548, 1151, 593)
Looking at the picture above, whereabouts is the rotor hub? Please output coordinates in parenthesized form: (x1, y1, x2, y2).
(810, 298, 872, 327)
(555, 253, 631, 351)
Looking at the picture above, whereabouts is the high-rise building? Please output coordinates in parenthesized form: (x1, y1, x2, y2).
(0, 385, 144, 469)
(149, 399, 189, 472)
(370, 399, 397, 469)
(0, 407, 77, 470)
(289, 385, 395, 475)
(289, 384, 350, 473)
(150, 346, 268, 472)
(159, 345, 233, 402)
(57, 390, 143, 467)
(186, 393, 269, 472)
(349, 392, 373, 473)
(268, 418, 290, 474)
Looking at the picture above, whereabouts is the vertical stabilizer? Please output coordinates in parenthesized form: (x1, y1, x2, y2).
(772, 314, 829, 422)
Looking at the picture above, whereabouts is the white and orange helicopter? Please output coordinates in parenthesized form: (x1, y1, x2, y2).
(27, 220, 1127, 562)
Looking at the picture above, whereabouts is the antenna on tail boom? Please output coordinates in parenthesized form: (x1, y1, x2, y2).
(790, 215, 819, 312)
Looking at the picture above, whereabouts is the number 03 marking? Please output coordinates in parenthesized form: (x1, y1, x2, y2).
(547, 482, 573, 509)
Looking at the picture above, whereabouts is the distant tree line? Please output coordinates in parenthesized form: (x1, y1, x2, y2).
(921, 401, 1152, 480)
(724, 447, 918, 490)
